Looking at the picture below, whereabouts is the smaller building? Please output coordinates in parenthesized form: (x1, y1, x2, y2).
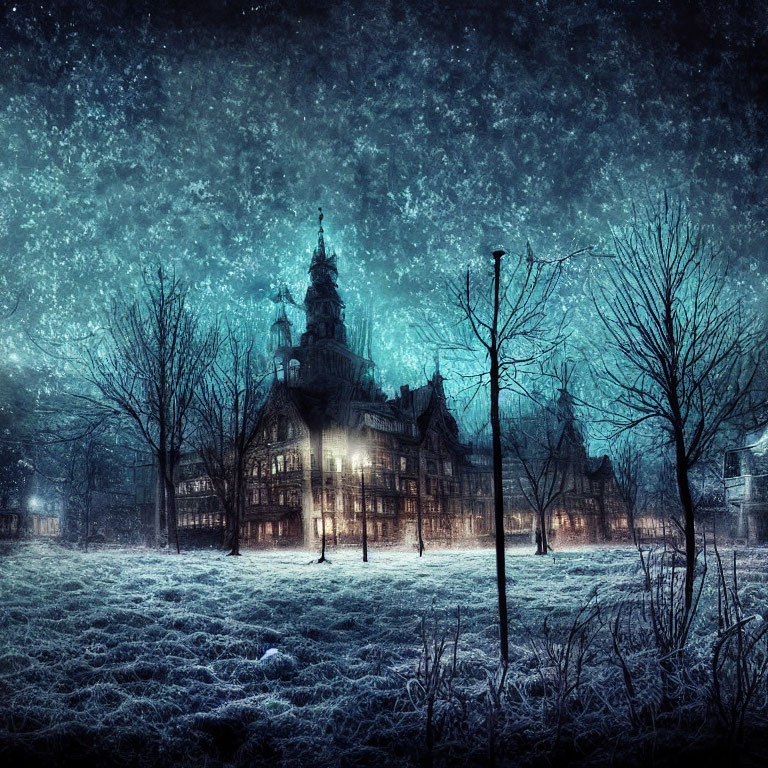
(176, 458, 226, 548)
(0, 472, 64, 540)
(499, 389, 631, 546)
(724, 426, 768, 542)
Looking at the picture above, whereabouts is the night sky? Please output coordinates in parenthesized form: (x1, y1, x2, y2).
(1, 0, 767, 393)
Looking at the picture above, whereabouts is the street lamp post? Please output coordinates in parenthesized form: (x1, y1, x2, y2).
(353, 453, 370, 562)
(360, 463, 368, 562)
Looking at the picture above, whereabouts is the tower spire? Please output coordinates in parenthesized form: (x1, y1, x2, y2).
(302, 211, 346, 347)
(269, 284, 294, 352)
(317, 206, 325, 257)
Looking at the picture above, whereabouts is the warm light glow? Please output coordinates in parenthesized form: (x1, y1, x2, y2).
(351, 452, 371, 470)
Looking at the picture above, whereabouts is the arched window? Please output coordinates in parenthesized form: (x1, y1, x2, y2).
(288, 358, 300, 386)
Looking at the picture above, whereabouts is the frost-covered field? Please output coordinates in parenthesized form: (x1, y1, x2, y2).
(1, 542, 767, 767)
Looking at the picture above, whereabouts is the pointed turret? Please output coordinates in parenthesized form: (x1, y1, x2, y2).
(556, 385, 583, 448)
(301, 208, 347, 346)
(270, 301, 292, 352)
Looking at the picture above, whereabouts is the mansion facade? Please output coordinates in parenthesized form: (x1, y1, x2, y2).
(724, 425, 768, 542)
(176, 217, 631, 550)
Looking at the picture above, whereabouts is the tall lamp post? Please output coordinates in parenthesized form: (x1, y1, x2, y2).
(353, 453, 371, 562)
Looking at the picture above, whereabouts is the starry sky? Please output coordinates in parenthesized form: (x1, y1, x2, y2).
(1, 0, 766, 397)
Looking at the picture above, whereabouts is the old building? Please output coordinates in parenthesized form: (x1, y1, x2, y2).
(724, 426, 768, 542)
(238, 215, 493, 550)
(177, 216, 630, 550)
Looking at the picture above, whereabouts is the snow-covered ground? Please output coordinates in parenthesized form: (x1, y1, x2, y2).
(1, 541, 766, 767)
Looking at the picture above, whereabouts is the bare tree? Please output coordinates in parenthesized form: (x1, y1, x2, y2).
(193, 323, 267, 556)
(611, 438, 643, 546)
(62, 436, 99, 550)
(419, 242, 581, 665)
(80, 267, 215, 553)
(593, 196, 765, 612)
(506, 400, 573, 556)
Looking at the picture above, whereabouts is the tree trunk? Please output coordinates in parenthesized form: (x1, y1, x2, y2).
(319, 510, 327, 562)
(317, 432, 327, 563)
(674, 431, 696, 612)
(490, 249, 509, 666)
(416, 467, 425, 557)
(228, 480, 242, 556)
(156, 453, 167, 549)
(84, 491, 91, 554)
(361, 466, 368, 563)
(536, 509, 548, 556)
(628, 505, 638, 547)
(164, 462, 180, 555)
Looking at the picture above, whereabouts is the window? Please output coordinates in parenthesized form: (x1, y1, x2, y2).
(724, 450, 741, 479)
(288, 359, 301, 386)
(444, 460, 453, 476)
(400, 456, 407, 471)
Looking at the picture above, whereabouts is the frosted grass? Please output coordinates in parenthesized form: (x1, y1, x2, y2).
(1, 542, 766, 766)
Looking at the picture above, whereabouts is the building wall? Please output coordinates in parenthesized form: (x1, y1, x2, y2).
(174, 224, 627, 550)
(724, 440, 768, 542)
(498, 439, 632, 547)
(237, 413, 493, 550)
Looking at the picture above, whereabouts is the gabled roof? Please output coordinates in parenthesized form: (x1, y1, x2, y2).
(586, 454, 614, 479)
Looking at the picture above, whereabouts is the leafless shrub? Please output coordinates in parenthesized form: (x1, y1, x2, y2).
(524, 591, 602, 749)
(605, 597, 668, 741)
(483, 662, 508, 766)
(403, 606, 468, 766)
(638, 540, 707, 661)
(711, 545, 768, 749)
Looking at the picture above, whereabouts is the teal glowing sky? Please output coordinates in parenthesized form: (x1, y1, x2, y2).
(1, 0, 766, 396)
